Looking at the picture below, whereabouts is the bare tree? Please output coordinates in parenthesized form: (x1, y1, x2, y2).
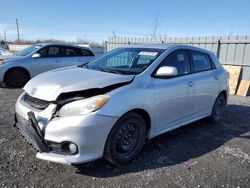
(112, 30, 116, 38)
(149, 13, 161, 38)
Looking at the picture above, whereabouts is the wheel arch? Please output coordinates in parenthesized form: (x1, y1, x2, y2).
(123, 108, 152, 138)
(219, 90, 227, 104)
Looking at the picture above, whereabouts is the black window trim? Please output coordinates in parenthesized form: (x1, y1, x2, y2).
(38, 45, 95, 58)
(151, 49, 192, 79)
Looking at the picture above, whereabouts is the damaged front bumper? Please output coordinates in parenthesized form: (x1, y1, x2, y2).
(15, 112, 49, 152)
(15, 92, 119, 165)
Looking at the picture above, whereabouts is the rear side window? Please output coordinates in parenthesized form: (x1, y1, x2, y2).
(190, 51, 212, 72)
(62, 47, 79, 57)
(60, 47, 94, 57)
(159, 49, 191, 76)
(80, 49, 94, 56)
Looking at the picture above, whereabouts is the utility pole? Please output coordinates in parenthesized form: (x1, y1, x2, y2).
(4, 30, 6, 43)
(16, 18, 20, 44)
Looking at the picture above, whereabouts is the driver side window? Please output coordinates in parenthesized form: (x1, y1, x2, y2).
(159, 49, 190, 76)
(37, 46, 61, 58)
(37, 47, 47, 57)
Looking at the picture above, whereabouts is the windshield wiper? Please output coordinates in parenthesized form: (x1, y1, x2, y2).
(99, 68, 121, 74)
(78, 62, 89, 68)
(78, 64, 121, 74)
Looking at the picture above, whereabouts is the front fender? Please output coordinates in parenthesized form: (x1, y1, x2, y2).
(97, 84, 154, 119)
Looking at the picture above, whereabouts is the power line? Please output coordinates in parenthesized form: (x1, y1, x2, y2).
(0, 17, 149, 40)
(18, 19, 147, 36)
(19, 19, 112, 33)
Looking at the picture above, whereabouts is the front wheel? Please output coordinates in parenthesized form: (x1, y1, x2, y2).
(104, 112, 146, 165)
(209, 94, 226, 123)
(5, 69, 29, 87)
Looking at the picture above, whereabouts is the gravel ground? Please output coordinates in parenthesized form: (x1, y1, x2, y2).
(0, 87, 250, 188)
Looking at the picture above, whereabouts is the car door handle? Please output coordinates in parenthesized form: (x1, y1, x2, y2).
(55, 59, 61, 62)
(187, 81, 195, 87)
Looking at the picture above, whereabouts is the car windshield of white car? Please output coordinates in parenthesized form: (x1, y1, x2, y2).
(84, 48, 164, 75)
(15, 45, 42, 56)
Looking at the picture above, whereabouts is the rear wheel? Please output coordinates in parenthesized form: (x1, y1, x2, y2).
(209, 94, 226, 123)
(5, 69, 29, 87)
(104, 112, 146, 165)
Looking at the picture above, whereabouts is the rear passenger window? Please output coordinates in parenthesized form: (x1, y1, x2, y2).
(190, 51, 212, 72)
(159, 49, 190, 76)
(80, 49, 94, 56)
(63, 47, 79, 57)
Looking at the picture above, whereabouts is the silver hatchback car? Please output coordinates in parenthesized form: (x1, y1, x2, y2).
(15, 43, 229, 165)
(0, 43, 95, 87)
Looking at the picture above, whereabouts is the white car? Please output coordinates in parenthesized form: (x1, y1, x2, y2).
(0, 43, 95, 87)
(15, 43, 229, 166)
(0, 47, 12, 56)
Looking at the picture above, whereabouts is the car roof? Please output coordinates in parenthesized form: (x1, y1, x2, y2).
(125, 43, 175, 49)
(34, 43, 91, 50)
(124, 43, 213, 54)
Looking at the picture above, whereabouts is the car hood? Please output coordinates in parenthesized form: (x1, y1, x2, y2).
(24, 66, 134, 101)
(0, 55, 23, 61)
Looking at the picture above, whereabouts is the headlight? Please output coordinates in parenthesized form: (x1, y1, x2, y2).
(58, 95, 110, 117)
(0, 60, 5, 65)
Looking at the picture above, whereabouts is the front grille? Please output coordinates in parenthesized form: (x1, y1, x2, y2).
(23, 93, 51, 110)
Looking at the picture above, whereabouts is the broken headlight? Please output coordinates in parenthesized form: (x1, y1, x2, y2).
(58, 95, 110, 117)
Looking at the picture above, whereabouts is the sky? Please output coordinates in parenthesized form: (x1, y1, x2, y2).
(0, 0, 250, 43)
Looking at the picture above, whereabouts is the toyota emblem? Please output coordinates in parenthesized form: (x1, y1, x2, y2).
(31, 88, 37, 95)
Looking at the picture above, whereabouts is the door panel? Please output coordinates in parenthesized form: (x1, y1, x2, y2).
(190, 70, 221, 118)
(152, 49, 193, 132)
(32, 57, 61, 76)
(31, 46, 62, 76)
(188, 50, 221, 118)
(60, 56, 93, 67)
(152, 76, 193, 132)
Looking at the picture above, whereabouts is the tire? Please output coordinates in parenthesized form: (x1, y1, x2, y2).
(5, 69, 29, 87)
(209, 93, 226, 123)
(104, 112, 146, 165)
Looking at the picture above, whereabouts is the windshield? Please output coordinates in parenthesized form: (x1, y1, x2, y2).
(15, 45, 42, 56)
(84, 48, 164, 75)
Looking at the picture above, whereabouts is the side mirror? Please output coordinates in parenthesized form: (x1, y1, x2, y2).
(32, 53, 41, 58)
(155, 66, 177, 77)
